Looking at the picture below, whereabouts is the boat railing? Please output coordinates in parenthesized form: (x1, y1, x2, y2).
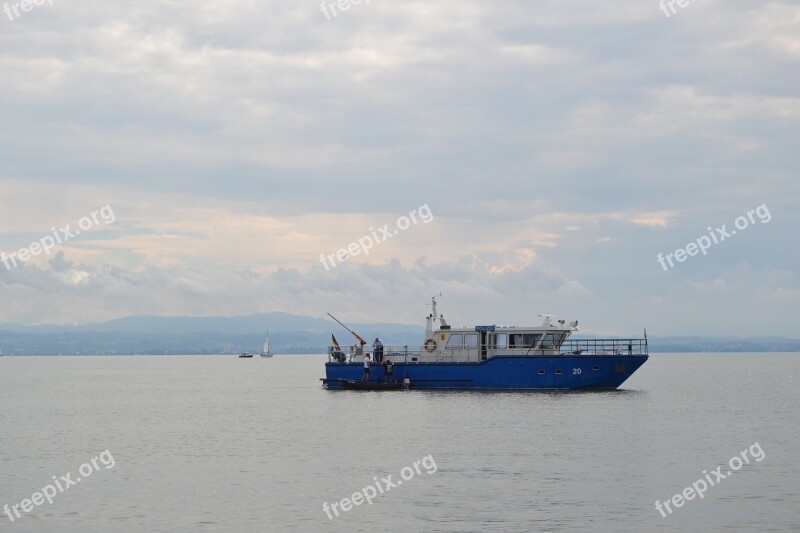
(557, 338, 648, 356)
(328, 345, 423, 362)
(382, 345, 422, 357)
(489, 339, 646, 356)
(327, 338, 647, 362)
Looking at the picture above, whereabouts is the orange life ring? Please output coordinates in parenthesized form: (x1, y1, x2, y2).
(424, 338, 437, 352)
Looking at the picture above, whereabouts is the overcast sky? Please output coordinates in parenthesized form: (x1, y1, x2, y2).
(0, 0, 797, 336)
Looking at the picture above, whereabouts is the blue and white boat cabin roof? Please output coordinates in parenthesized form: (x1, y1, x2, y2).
(411, 295, 579, 362)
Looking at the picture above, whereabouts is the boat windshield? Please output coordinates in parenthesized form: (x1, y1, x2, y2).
(508, 333, 542, 349)
(540, 332, 567, 349)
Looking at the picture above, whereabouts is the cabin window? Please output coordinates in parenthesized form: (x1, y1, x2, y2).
(464, 334, 478, 349)
(509, 334, 525, 348)
(508, 333, 542, 348)
(445, 334, 463, 349)
(538, 369, 545, 375)
(523, 334, 542, 348)
(555, 369, 563, 375)
(540, 332, 566, 349)
(592, 366, 600, 372)
(494, 333, 507, 348)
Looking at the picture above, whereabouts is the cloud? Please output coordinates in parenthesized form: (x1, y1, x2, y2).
(0, 0, 798, 335)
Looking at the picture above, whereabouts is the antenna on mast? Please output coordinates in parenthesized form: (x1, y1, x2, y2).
(429, 292, 442, 318)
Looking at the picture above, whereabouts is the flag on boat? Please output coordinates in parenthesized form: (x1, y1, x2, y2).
(331, 334, 341, 351)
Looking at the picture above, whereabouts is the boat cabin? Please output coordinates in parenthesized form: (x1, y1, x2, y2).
(327, 296, 645, 364)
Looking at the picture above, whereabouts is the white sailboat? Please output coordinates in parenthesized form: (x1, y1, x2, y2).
(260, 332, 273, 358)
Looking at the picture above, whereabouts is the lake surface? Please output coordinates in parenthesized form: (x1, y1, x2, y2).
(1, 354, 798, 532)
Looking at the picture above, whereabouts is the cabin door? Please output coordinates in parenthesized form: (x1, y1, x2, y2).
(480, 332, 488, 360)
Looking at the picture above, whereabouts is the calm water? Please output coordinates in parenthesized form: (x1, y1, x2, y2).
(0, 354, 798, 532)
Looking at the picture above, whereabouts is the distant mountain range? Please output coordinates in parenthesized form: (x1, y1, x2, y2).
(0, 313, 424, 355)
(0, 313, 798, 355)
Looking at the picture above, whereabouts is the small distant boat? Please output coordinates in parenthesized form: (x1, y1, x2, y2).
(239, 352, 254, 358)
(260, 332, 273, 358)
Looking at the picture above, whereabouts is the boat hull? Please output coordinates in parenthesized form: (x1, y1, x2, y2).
(323, 355, 648, 390)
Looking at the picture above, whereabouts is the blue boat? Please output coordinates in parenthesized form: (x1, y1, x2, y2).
(322, 296, 648, 390)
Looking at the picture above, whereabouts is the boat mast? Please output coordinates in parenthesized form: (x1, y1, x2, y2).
(425, 293, 447, 337)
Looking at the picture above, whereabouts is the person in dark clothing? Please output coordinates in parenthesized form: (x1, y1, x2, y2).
(383, 357, 394, 383)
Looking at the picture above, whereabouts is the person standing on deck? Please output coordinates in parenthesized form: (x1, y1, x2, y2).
(361, 353, 371, 382)
(383, 357, 394, 383)
(372, 338, 384, 363)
